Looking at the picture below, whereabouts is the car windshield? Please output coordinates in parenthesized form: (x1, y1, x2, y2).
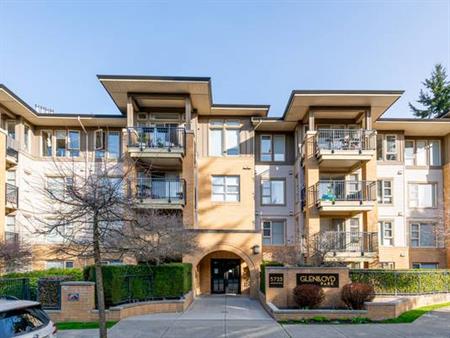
(0, 306, 49, 337)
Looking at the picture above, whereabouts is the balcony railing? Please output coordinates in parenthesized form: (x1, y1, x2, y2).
(315, 129, 376, 152)
(312, 180, 376, 204)
(6, 183, 18, 208)
(4, 231, 19, 245)
(314, 231, 378, 253)
(6, 137, 19, 162)
(127, 127, 185, 152)
(130, 178, 185, 204)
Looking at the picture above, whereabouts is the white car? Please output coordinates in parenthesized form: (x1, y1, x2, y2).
(0, 298, 57, 338)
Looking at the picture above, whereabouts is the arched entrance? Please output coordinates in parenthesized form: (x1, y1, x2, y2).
(191, 245, 258, 297)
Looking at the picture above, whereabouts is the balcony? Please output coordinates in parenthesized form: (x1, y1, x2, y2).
(311, 180, 376, 214)
(315, 129, 376, 168)
(5, 183, 18, 211)
(127, 127, 185, 166)
(129, 178, 185, 209)
(6, 137, 19, 167)
(314, 231, 378, 258)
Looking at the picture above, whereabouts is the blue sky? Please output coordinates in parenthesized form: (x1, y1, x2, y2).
(0, 0, 449, 118)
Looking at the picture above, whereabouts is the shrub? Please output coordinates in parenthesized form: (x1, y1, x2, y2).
(2, 268, 83, 289)
(293, 284, 324, 309)
(341, 282, 375, 310)
(83, 263, 192, 307)
(260, 261, 284, 293)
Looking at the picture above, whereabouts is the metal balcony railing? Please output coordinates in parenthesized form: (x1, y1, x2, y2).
(130, 178, 185, 204)
(314, 231, 378, 253)
(6, 183, 18, 208)
(127, 127, 185, 152)
(6, 137, 19, 162)
(315, 129, 376, 152)
(312, 180, 376, 204)
(4, 231, 19, 245)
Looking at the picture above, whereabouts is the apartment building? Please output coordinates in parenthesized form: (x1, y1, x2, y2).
(0, 77, 449, 298)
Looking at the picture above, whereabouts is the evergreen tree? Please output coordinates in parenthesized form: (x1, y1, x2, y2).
(409, 64, 450, 119)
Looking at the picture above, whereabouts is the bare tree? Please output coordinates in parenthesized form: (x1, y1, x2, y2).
(307, 232, 347, 267)
(0, 236, 32, 273)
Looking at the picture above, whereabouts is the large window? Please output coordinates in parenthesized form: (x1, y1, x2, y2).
(379, 220, 394, 246)
(55, 130, 66, 157)
(410, 222, 436, 247)
(377, 180, 393, 204)
(260, 134, 285, 162)
(404, 139, 441, 166)
(68, 130, 80, 157)
(211, 176, 240, 202)
(377, 134, 397, 161)
(7, 120, 16, 139)
(107, 131, 121, 159)
(208, 120, 240, 156)
(261, 179, 285, 205)
(262, 220, 285, 245)
(42, 130, 52, 157)
(412, 262, 438, 269)
(409, 183, 436, 208)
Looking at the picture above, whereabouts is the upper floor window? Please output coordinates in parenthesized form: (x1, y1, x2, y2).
(95, 129, 106, 158)
(409, 183, 436, 208)
(261, 179, 285, 205)
(262, 220, 285, 245)
(405, 140, 441, 166)
(377, 180, 393, 204)
(208, 120, 240, 157)
(68, 130, 80, 157)
(260, 134, 285, 162)
(107, 131, 121, 159)
(211, 175, 240, 202)
(410, 222, 436, 247)
(379, 220, 394, 246)
(377, 134, 397, 161)
(24, 125, 30, 152)
(42, 130, 52, 157)
(55, 131, 66, 157)
(6, 120, 15, 139)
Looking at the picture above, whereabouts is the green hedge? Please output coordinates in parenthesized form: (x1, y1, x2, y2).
(260, 261, 284, 293)
(83, 263, 192, 307)
(2, 268, 83, 289)
(350, 270, 450, 294)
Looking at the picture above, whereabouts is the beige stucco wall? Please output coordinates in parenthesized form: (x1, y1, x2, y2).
(0, 130, 6, 242)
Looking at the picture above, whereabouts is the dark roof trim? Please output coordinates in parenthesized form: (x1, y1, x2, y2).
(0, 84, 123, 119)
(97, 74, 211, 82)
(212, 103, 270, 109)
(377, 118, 450, 122)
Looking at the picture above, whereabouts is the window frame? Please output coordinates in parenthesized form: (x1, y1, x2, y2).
(261, 178, 286, 206)
(211, 175, 240, 202)
(379, 220, 394, 247)
(67, 130, 81, 157)
(95, 129, 106, 158)
(208, 120, 241, 157)
(23, 123, 31, 152)
(41, 130, 53, 157)
(412, 262, 439, 269)
(107, 131, 121, 159)
(408, 182, 437, 209)
(404, 139, 441, 167)
(55, 130, 67, 157)
(409, 222, 437, 248)
(377, 179, 393, 205)
(385, 134, 397, 161)
(262, 219, 286, 245)
(260, 134, 286, 162)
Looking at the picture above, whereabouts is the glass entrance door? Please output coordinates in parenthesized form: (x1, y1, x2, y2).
(211, 259, 241, 294)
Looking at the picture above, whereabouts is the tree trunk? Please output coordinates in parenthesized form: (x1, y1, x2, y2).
(93, 217, 107, 338)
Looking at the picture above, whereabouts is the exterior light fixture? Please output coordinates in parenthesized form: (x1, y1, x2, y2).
(252, 245, 260, 255)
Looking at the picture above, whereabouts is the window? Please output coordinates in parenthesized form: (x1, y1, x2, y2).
(107, 131, 120, 159)
(410, 223, 436, 247)
(7, 120, 16, 139)
(65, 261, 74, 269)
(377, 180, 393, 204)
(208, 120, 240, 156)
(95, 129, 105, 158)
(42, 130, 52, 156)
(385, 135, 397, 161)
(262, 220, 285, 245)
(409, 183, 436, 208)
(6, 215, 15, 233)
(68, 130, 80, 157)
(349, 218, 360, 243)
(379, 221, 394, 246)
(211, 176, 240, 202)
(404, 139, 441, 166)
(24, 124, 30, 151)
(260, 134, 286, 162)
(376, 134, 383, 160)
(46, 261, 64, 269)
(0, 306, 48, 336)
(381, 262, 395, 269)
(261, 179, 285, 205)
(412, 262, 438, 269)
(55, 130, 66, 157)
(7, 170, 16, 185)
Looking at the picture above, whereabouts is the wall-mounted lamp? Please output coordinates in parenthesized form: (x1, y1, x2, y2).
(252, 245, 261, 255)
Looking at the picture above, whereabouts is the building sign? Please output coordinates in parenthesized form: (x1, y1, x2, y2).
(296, 273, 339, 288)
(268, 273, 284, 288)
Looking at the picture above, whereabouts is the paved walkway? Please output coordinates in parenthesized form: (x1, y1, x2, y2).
(58, 300, 450, 338)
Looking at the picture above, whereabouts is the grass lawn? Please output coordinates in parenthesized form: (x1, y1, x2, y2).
(381, 302, 450, 324)
(56, 321, 118, 330)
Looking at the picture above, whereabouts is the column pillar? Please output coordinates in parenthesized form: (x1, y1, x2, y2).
(185, 97, 192, 131)
(126, 95, 134, 128)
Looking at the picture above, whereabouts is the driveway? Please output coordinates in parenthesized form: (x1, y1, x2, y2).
(58, 301, 450, 338)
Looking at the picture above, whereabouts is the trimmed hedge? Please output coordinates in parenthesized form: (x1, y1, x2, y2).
(350, 269, 450, 295)
(2, 268, 83, 289)
(260, 261, 284, 293)
(83, 263, 192, 307)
